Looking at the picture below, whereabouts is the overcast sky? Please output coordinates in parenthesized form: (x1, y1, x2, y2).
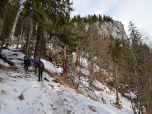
(70, 0, 152, 43)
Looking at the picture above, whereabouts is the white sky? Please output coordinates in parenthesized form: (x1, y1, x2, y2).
(70, 0, 152, 43)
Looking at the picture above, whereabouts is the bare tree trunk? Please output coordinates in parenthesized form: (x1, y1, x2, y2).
(0, 0, 9, 38)
(77, 41, 81, 88)
(133, 56, 141, 113)
(90, 26, 94, 82)
(8, 9, 20, 45)
(17, 34, 20, 49)
(129, 83, 137, 114)
(33, 23, 37, 48)
(62, 45, 68, 79)
(17, 26, 23, 49)
(25, 17, 33, 54)
(75, 41, 78, 67)
(19, 26, 23, 47)
(34, 23, 42, 61)
(21, 27, 26, 48)
(146, 88, 151, 114)
(77, 58, 82, 88)
(114, 64, 119, 105)
(148, 74, 152, 92)
(0, 15, 10, 53)
(0, 53, 15, 66)
(0, 36, 5, 53)
(98, 53, 102, 79)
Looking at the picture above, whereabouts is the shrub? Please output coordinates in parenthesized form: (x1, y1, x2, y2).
(108, 80, 115, 87)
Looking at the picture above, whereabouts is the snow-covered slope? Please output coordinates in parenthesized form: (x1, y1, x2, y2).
(0, 46, 133, 114)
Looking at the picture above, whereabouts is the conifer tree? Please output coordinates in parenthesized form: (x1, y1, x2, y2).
(99, 14, 102, 23)
(128, 21, 144, 113)
(0, 0, 9, 39)
(88, 14, 93, 24)
(109, 34, 123, 105)
(22, 0, 74, 60)
(0, 0, 21, 52)
(92, 14, 97, 23)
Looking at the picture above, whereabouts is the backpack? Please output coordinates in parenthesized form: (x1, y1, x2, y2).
(27, 57, 31, 65)
(39, 61, 44, 68)
(24, 55, 27, 60)
(25, 56, 29, 61)
(30, 57, 33, 64)
(34, 60, 39, 66)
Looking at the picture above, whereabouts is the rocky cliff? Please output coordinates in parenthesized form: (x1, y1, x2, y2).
(86, 21, 128, 40)
(96, 21, 128, 40)
(99, 21, 128, 40)
(77, 20, 128, 41)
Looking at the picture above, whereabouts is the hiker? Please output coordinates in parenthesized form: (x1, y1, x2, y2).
(38, 59, 44, 81)
(34, 59, 39, 74)
(28, 55, 33, 67)
(24, 55, 30, 71)
(23, 55, 28, 68)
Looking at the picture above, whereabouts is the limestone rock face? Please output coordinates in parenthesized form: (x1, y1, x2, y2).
(98, 21, 128, 40)
(76, 20, 128, 41)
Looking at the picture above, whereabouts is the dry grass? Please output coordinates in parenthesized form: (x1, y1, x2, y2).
(1, 90, 6, 94)
(44, 69, 83, 94)
(0, 77, 5, 83)
(49, 84, 54, 89)
(0, 78, 3, 82)
(14, 89, 18, 92)
(91, 84, 104, 91)
(40, 102, 43, 107)
(18, 92, 24, 101)
(53, 76, 83, 95)
(44, 69, 56, 77)
(44, 77, 49, 82)
(28, 69, 34, 72)
(0, 64, 17, 71)
(116, 103, 122, 109)
(88, 106, 97, 112)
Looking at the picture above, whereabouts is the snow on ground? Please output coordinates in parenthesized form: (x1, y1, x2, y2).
(41, 59, 62, 74)
(92, 80, 133, 112)
(72, 52, 134, 113)
(0, 58, 10, 66)
(0, 46, 133, 114)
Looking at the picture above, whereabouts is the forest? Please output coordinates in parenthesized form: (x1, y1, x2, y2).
(0, 0, 152, 114)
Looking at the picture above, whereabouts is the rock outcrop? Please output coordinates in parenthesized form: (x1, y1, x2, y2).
(75, 20, 128, 41)
(96, 21, 128, 40)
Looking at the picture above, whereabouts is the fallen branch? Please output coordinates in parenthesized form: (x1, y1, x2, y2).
(0, 53, 15, 66)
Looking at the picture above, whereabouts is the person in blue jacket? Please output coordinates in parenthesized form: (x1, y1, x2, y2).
(34, 59, 39, 74)
(27, 55, 33, 67)
(24, 55, 28, 69)
(24, 55, 31, 71)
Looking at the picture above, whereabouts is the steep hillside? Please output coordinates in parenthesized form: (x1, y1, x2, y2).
(0, 45, 134, 114)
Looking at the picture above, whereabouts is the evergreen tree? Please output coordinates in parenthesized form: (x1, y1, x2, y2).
(1, 0, 21, 39)
(128, 21, 142, 50)
(88, 14, 93, 24)
(22, 0, 75, 59)
(109, 35, 122, 63)
(0, 0, 9, 39)
(0, 0, 21, 52)
(109, 34, 123, 105)
(92, 14, 98, 23)
(99, 14, 102, 23)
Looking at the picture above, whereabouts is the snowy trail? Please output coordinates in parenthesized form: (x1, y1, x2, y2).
(0, 46, 132, 114)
